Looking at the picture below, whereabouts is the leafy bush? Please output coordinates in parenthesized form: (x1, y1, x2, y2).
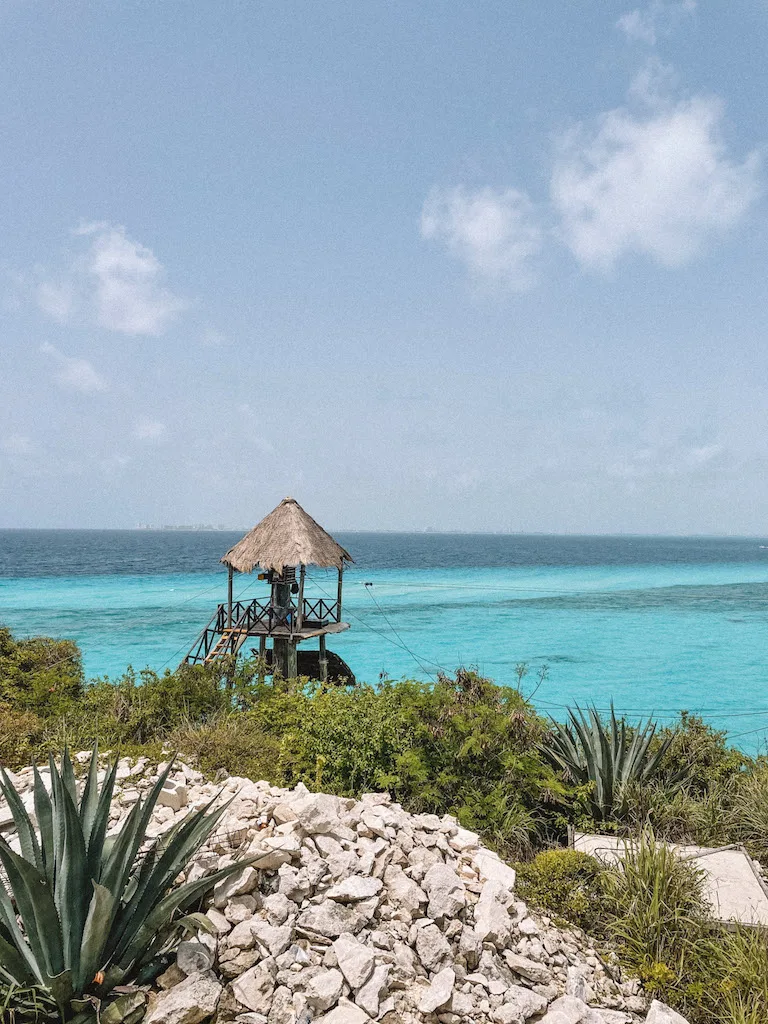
(0, 746, 246, 1022)
(657, 713, 749, 794)
(0, 627, 83, 716)
(515, 848, 606, 930)
(541, 704, 677, 822)
(0, 705, 45, 771)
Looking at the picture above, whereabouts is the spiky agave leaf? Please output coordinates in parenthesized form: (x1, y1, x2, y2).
(0, 745, 249, 1021)
(541, 704, 675, 821)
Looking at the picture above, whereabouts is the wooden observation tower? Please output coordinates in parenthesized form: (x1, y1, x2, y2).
(184, 497, 354, 681)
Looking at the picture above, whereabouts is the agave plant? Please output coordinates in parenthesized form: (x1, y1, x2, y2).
(0, 748, 245, 1022)
(541, 705, 676, 822)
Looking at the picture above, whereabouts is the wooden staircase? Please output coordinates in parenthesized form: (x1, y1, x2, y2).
(204, 627, 250, 664)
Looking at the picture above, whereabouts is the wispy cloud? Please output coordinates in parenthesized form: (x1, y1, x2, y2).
(132, 417, 166, 440)
(36, 280, 75, 323)
(40, 342, 108, 393)
(37, 222, 186, 336)
(551, 64, 761, 269)
(1, 434, 35, 457)
(420, 186, 542, 290)
(617, 0, 696, 46)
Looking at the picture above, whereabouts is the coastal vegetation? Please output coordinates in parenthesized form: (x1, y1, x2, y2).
(0, 743, 246, 1022)
(1, 624, 768, 1022)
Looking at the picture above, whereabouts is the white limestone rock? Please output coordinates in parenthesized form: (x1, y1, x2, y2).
(333, 932, 375, 990)
(304, 968, 344, 1012)
(214, 866, 259, 908)
(231, 964, 276, 1015)
(316, 998, 370, 1024)
(415, 923, 451, 971)
(145, 970, 222, 1024)
(422, 862, 466, 922)
(418, 966, 455, 1013)
(645, 1001, 691, 1024)
(326, 875, 383, 903)
(354, 962, 389, 1017)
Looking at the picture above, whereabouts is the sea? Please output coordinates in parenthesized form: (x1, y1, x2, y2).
(2, 531, 768, 752)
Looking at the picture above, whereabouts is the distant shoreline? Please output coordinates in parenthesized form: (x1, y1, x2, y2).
(1, 527, 768, 540)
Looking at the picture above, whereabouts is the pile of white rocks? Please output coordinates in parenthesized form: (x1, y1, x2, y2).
(0, 757, 690, 1024)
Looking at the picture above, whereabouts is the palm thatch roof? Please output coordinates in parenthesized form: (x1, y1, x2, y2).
(221, 497, 353, 573)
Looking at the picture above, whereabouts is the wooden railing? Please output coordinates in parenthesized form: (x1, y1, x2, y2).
(184, 595, 341, 664)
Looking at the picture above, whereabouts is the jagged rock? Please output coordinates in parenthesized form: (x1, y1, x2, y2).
(415, 923, 451, 970)
(474, 880, 513, 947)
(566, 966, 589, 1002)
(231, 965, 276, 1014)
(645, 1002, 690, 1024)
(297, 901, 368, 938)
(503, 951, 552, 985)
(418, 966, 455, 1012)
(355, 963, 389, 1017)
(474, 849, 517, 890)
(316, 998, 370, 1024)
(333, 932, 375, 990)
(251, 834, 302, 870)
(383, 864, 427, 914)
(290, 792, 347, 836)
(422, 863, 466, 922)
(500, 984, 549, 1020)
(304, 968, 344, 1012)
(214, 867, 259, 908)
(326, 875, 383, 903)
(176, 941, 213, 975)
(546, 995, 610, 1023)
(144, 970, 222, 1024)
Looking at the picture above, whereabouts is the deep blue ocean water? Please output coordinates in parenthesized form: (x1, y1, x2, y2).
(2, 531, 768, 751)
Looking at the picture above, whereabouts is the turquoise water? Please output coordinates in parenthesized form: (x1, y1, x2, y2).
(2, 531, 768, 751)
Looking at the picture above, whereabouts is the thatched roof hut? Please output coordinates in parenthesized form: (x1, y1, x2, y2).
(222, 497, 353, 573)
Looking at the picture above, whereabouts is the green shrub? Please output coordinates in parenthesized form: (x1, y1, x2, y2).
(515, 848, 606, 930)
(657, 713, 750, 794)
(0, 627, 83, 716)
(0, 705, 45, 770)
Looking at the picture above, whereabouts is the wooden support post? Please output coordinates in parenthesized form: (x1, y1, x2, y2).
(297, 565, 305, 630)
(319, 633, 328, 682)
(259, 635, 267, 680)
(273, 567, 298, 679)
(227, 565, 234, 628)
(337, 567, 343, 622)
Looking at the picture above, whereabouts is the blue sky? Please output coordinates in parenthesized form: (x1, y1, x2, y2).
(1, 0, 767, 533)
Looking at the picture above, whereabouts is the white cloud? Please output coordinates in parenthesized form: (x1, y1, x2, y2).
(201, 327, 227, 347)
(607, 440, 727, 482)
(617, 1, 696, 45)
(37, 222, 185, 336)
(133, 417, 166, 440)
(551, 69, 761, 269)
(37, 280, 75, 323)
(78, 223, 185, 335)
(1, 434, 34, 456)
(420, 186, 542, 289)
(40, 342, 108, 393)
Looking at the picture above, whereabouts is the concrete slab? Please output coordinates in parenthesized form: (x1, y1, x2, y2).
(575, 833, 768, 927)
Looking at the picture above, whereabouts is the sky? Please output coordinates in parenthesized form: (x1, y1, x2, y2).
(1, 0, 767, 533)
